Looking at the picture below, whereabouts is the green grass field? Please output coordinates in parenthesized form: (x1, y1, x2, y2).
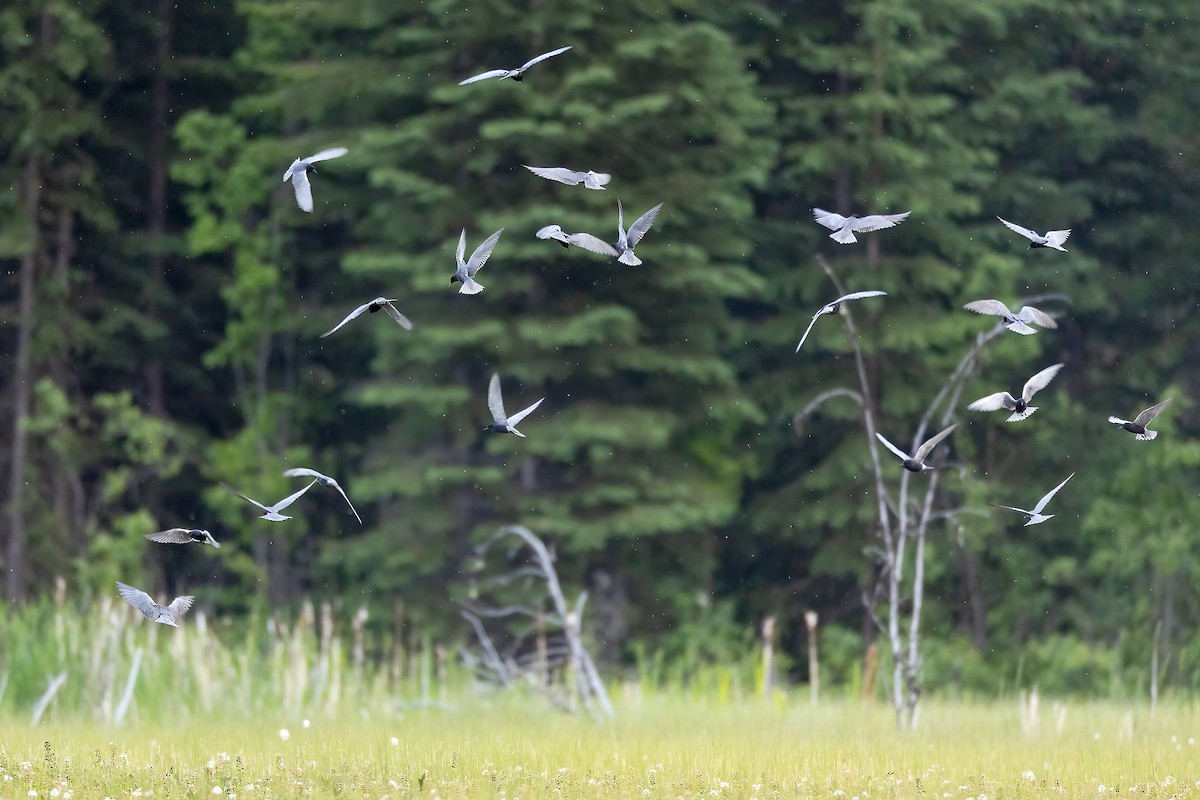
(3, 696, 1198, 798)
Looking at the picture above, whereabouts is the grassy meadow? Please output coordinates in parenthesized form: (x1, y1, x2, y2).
(2, 602, 1198, 797)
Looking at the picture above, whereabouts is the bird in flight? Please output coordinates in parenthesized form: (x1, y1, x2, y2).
(484, 373, 545, 438)
(451, 228, 504, 295)
(144, 528, 221, 548)
(283, 148, 348, 212)
(283, 467, 362, 525)
(812, 208, 911, 244)
(997, 216, 1071, 252)
(523, 165, 611, 190)
(794, 290, 887, 352)
(992, 474, 1074, 526)
(222, 480, 318, 521)
(967, 363, 1065, 422)
(458, 46, 573, 85)
(963, 299, 1058, 335)
(1109, 398, 1172, 441)
(321, 297, 412, 338)
(117, 582, 195, 627)
(876, 425, 957, 473)
(568, 200, 663, 266)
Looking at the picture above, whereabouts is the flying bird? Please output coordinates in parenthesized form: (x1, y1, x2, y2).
(967, 363, 1065, 422)
(117, 582, 195, 628)
(812, 208, 911, 244)
(222, 480, 318, 522)
(963, 299, 1058, 335)
(283, 467, 362, 525)
(536, 225, 572, 248)
(523, 165, 611, 190)
(144, 528, 221, 548)
(876, 425, 957, 473)
(282, 148, 348, 212)
(992, 473, 1075, 526)
(484, 373, 544, 438)
(568, 200, 663, 266)
(451, 227, 504, 295)
(1109, 398, 1172, 441)
(321, 297, 412, 338)
(794, 290, 888, 352)
(458, 46, 573, 85)
(997, 216, 1071, 252)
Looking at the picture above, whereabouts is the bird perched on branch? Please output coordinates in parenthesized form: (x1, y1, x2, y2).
(812, 208, 910, 244)
(968, 363, 1065, 422)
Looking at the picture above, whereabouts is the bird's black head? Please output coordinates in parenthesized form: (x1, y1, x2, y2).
(450, 275, 461, 285)
(368, 304, 382, 313)
(512, 73, 525, 82)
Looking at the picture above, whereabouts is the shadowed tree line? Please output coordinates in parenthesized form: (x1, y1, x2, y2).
(3, 0, 1200, 701)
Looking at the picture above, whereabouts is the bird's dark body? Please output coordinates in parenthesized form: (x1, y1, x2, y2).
(483, 423, 509, 434)
(902, 459, 924, 473)
(556, 240, 569, 249)
(1012, 398, 1028, 413)
(512, 73, 524, 82)
(368, 302, 383, 313)
(186, 529, 208, 542)
(1120, 422, 1147, 435)
(450, 275, 461, 285)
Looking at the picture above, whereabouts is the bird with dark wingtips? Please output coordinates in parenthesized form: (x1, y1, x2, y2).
(145, 528, 221, 548)
(997, 216, 1071, 252)
(795, 290, 887, 352)
(536, 225, 572, 248)
(282, 148, 348, 212)
(451, 227, 504, 294)
(568, 200, 663, 266)
(484, 373, 544, 438)
(992, 473, 1074, 526)
(524, 165, 610, 191)
(117, 582, 195, 627)
(968, 363, 1065, 422)
(283, 467, 362, 525)
(222, 480, 318, 522)
(458, 46, 572, 85)
(321, 297, 412, 338)
(1109, 398, 1172, 441)
(876, 425, 957, 473)
(963, 299, 1058, 335)
(812, 208, 911, 244)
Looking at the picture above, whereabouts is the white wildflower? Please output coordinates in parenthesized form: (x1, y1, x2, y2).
(1022, 771, 1036, 782)
(390, 738, 399, 746)
(279, 729, 290, 741)
(302, 719, 310, 729)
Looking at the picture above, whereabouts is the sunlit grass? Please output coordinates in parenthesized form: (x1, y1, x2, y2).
(3, 696, 1199, 798)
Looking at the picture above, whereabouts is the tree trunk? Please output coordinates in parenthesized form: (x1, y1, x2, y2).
(145, 0, 173, 417)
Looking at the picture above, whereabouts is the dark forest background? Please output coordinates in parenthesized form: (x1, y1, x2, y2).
(3, 0, 1200, 696)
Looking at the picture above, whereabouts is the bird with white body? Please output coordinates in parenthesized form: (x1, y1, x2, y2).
(795, 290, 887, 352)
(812, 208, 911, 244)
(992, 474, 1075, 526)
(282, 148, 348, 212)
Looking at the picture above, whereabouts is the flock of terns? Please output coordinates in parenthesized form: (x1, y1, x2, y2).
(115, 44, 1173, 626)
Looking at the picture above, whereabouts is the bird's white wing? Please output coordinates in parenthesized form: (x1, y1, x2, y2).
(283, 467, 324, 480)
(282, 158, 302, 182)
(1015, 306, 1058, 329)
(291, 170, 314, 212)
(459, 69, 508, 85)
(272, 479, 319, 512)
(567, 232, 620, 257)
(455, 228, 467, 266)
(1043, 229, 1071, 246)
(524, 165, 583, 186)
(320, 302, 372, 338)
(1108, 415, 1131, 426)
(1031, 473, 1074, 514)
(222, 484, 270, 512)
(1022, 363, 1065, 401)
(835, 290, 888, 304)
(968, 392, 1016, 413)
(811, 208, 848, 230)
(507, 396, 544, 427)
(794, 314, 822, 353)
(849, 211, 911, 232)
(145, 529, 194, 544)
(520, 45, 572, 71)
(1133, 398, 1172, 426)
(117, 582, 159, 619)
(487, 373, 507, 423)
(963, 299, 1014, 319)
(536, 225, 570, 243)
(583, 172, 611, 189)
(305, 147, 348, 164)
(329, 482, 362, 525)
(467, 228, 504, 276)
(167, 595, 196, 619)
(914, 424, 957, 462)
(874, 432, 912, 462)
(996, 216, 1041, 241)
(383, 301, 414, 331)
(626, 203, 663, 247)
(991, 503, 1033, 518)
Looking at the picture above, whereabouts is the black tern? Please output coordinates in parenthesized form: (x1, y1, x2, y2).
(536, 225, 572, 248)
(997, 216, 1070, 252)
(523, 165, 610, 190)
(458, 46, 572, 85)
(283, 468, 362, 525)
(451, 228, 504, 295)
(568, 200, 663, 266)
(992, 473, 1074, 526)
(794, 290, 888, 352)
(222, 480, 318, 521)
(484, 373, 544, 438)
(117, 582, 195, 627)
(812, 208, 911, 244)
(963, 299, 1058, 335)
(283, 148, 348, 212)
(968, 363, 1065, 422)
(876, 425, 957, 473)
(1109, 398, 1172, 441)
(144, 528, 221, 548)
(321, 297, 413, 338)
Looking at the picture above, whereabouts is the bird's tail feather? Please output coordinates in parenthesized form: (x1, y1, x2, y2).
(1136, 430, 1158, 441)
(1006, 407, 1037, 422)
(618, 251, 641, 266)
(830, 229, 858, 245)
